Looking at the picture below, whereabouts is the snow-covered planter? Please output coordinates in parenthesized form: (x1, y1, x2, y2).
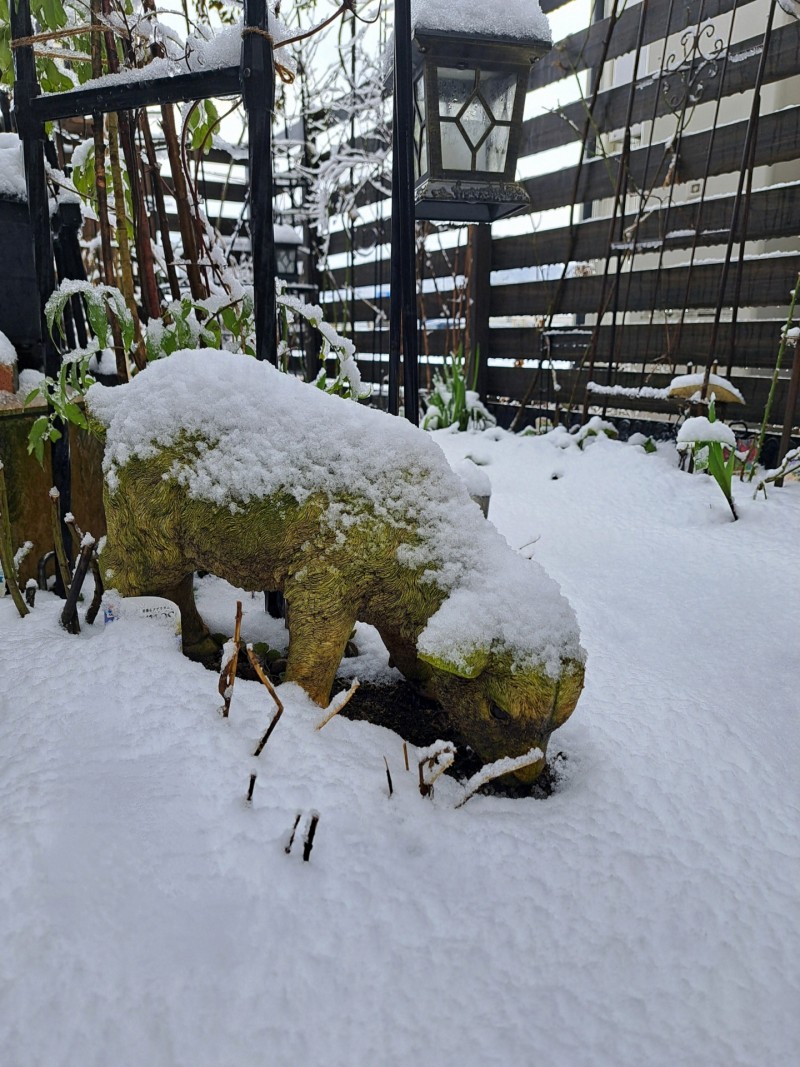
(87, 350, 585, 782)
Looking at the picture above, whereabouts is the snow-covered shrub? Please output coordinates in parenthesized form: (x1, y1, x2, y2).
(421, 348, 496, 432)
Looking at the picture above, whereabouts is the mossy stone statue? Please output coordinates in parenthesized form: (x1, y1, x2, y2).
(88, 351, 586, 782)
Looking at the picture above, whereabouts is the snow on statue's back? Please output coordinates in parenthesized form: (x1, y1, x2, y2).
(87, 350, 585, 782)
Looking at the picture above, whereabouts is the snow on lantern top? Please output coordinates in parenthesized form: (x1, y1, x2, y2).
(410, 0, 552, 46)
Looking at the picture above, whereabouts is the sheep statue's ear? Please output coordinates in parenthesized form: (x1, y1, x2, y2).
(417, 644, 490, 680)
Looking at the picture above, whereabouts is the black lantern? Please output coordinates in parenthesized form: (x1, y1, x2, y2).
(408, 27, 550, 222)
(274, 224, 302, 279)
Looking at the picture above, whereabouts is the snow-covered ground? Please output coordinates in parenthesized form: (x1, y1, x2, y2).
(1, 427, 798, 1067)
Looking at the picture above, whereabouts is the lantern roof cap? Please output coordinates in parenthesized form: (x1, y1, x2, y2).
(411, 0, 551, 46)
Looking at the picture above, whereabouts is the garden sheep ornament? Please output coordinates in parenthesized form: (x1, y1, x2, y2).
(87, 350, 585, 782)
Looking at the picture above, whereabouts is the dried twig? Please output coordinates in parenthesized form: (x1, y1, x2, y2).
(384, 756, 393, 798)
(252, 707, 285, 758)
(315, 678, 360, 730)
(284, 812, 302, 854)
(217, 600, 243, 717)
(60, 533, 96, 634)
(0, 462, 29, 617)
(417, 741, 457, 797)
(245, 645, 284, 713)
(455, 747, 544, 808)
(65, 513, 104, 624)
(48, 488, 72, 595)
(246, 773, 257, 803)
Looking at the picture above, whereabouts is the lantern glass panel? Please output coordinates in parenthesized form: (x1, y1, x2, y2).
(413, 73, 428, 178)
(482, 70, 517, 122)
(276, 247, 297, 277)
(476, 125, 510, 173)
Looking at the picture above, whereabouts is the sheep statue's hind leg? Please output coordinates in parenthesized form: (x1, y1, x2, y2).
(159, 573, 220, 660)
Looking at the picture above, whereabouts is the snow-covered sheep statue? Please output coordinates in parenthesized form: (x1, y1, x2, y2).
(87, 351, 585, 781)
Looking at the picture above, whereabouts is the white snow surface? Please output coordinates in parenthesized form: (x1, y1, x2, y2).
(86, 349, 582, 675)
(1, 425, 799, 1067)
(0, 329, 17, 366)
(0, 132, 26, 200)
(677, 416, 737, 448)
(411, 0, 551, 42)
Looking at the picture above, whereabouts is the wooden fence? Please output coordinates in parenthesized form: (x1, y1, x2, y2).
(284, 0, 800, 440)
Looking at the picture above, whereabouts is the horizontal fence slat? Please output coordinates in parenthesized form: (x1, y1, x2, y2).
(523, 104, 800, 213)
(350, 319, 786, 373)
(491, 256, 800, 316)
(491, 182, 800, 270)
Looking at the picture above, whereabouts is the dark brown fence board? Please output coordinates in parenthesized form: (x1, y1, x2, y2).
(492, 256, 800, 316)
(486, 320, 788, 371)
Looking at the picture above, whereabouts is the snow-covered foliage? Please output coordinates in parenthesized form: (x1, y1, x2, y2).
(421, 351, 496, 432)
(0, 132, 26, 200)
(0, 328, 17, 366)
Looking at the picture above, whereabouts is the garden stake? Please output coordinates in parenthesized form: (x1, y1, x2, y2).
(384, 757, 393, 798)
(403, 742, 409, 771)
(218, 601, 243, 717)
(316, 678, 360, 730)
(246, 773, 257, 803)
(48, 488, 72, 595)
(302, 812, 320, 862)
(0, 462, 29, 617)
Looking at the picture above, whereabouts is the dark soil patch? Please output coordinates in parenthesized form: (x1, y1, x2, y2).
(200, 645, 564, 799)
(334, 679, 565, 799)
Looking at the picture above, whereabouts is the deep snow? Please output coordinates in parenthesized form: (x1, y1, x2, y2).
(1, 426, 798, 1067)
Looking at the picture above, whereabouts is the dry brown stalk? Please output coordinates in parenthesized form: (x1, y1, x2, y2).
(218, 600, 243, 717)
(48, 488, 72, 595)
(246, 773, 257, 803)
(0, 462, 29, 617)
(315, 678, 360, 730)
(245, 645, 284, 714)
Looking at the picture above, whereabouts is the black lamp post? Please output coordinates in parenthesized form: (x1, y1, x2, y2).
(388, 7, 551, 421)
